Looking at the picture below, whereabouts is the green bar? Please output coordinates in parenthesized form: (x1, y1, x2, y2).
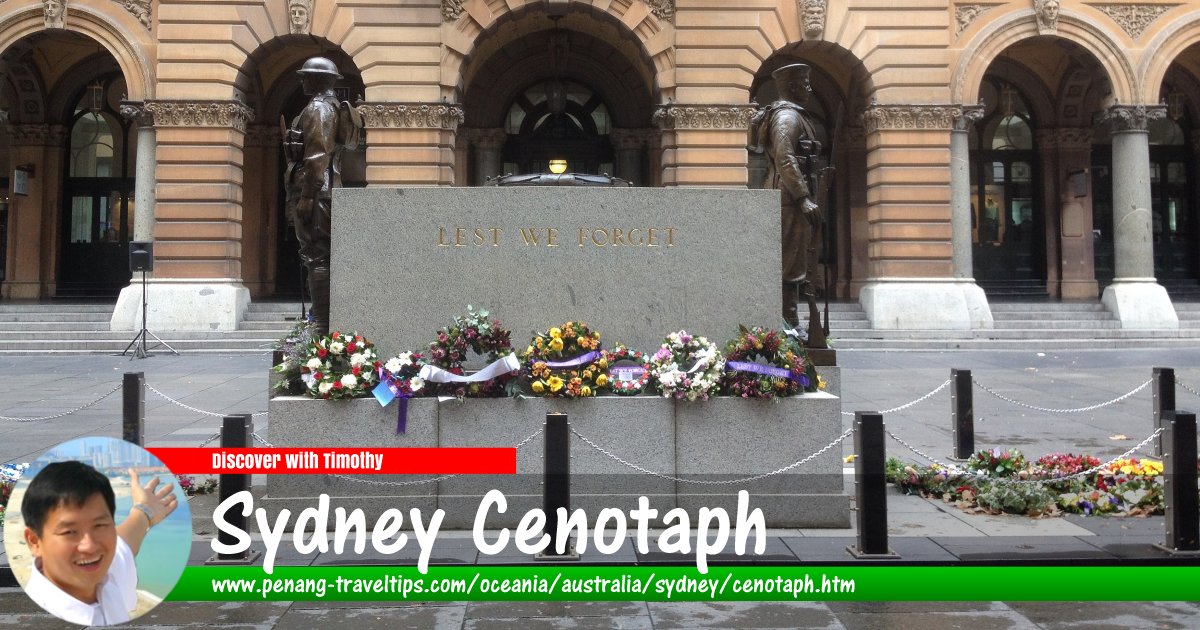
(169, 566, 1200, 602)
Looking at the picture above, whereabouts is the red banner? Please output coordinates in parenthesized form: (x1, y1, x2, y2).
(147, 447, 516, 475)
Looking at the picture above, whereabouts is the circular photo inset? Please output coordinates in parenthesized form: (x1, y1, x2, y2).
(3, 437, 191, 626)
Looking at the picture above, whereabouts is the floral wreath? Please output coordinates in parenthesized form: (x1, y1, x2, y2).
(428, 306, 517, 398)
(300, 331, 381, 400)
(380, 351, 428, 399)
(721, 325, 818, 399)
(601, 345, 651, 395)
(648, 330, 725, 401)
(523, 321, 606, 397)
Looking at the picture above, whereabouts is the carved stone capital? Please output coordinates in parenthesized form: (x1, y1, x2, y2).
(647, 0, 675, 21)
(951, 104, 986, 131)
(611, 128, 656, 151)
(1088, 3, 1177, 40)
(112, 0, 152, 30)
(465, 127, 508, 150)
(1034, 0, 1060, 34)
(955, 4, 995, 38)
(860, 104, 962, 134)
(652, 104, 758, 130)
(1037, 127, 1094, 150)
(442, 0, 465, 21)
(800, 0, 826, 40)
(143, 100, 255, 132)
(356, 103, 465, 131)
(8, 123, 68, 146)
(43, 0, 66, 29)
(119, 100, 153, 127)
(244, 125, 282, 148)
(1102, 104, 1167, 132)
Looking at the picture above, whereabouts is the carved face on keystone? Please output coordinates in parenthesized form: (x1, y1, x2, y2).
(802, 1, 825, 37)
(1039, 0, 1059, 26)
(289, 0, 309, 30)
(44, 0, 63, 21)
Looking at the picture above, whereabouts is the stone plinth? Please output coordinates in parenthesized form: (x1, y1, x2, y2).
(330, 187, 779, 355)
(263, 394, 848, 528)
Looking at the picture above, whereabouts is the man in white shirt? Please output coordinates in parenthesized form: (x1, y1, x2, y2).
(21, 461, 178, 626)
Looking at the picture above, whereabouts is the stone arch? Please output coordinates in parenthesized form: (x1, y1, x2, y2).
(0, 51, 47, 124)
(448, 1, 665, 102)
(1140, 11, 1200, 103)
(0, 5, 153, 100)
(953, 10, 1135, 106)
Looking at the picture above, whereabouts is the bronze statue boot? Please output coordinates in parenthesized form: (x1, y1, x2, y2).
(800, 280, 827, 349)
(782, 281, 801, 329)
(308, 266, 331, 337)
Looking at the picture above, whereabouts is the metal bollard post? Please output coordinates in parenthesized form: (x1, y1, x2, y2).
(536, 412, 578, 560)
(208, 414, 262, 564)
(950, 369, 974, 461)
(122, 372, 145, 447)
(1156, 410, 1199, 555)
(848, 411, 898, 558)
(1152, 368, 1176, 458)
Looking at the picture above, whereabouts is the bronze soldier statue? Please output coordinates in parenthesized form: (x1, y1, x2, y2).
(749, 63, 828, 348)
(283, 57, 362, 336)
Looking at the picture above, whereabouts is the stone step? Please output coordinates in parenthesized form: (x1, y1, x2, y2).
(238, 321, 296, 331)
(0, 312, 112, 322)
(991, 311, 1116, 321)
(991, 319, 1121, 330)
(831, 328, 1197, 340)
(242, 311, 304, 323)
(0, 330, 284, 341)
(988, 302, 1107, 312)
(827, 320, 871, 330)
(246, 302, 304, 313)
(0, 339, 278, 353)
(0, 321, 110, 331)
(832, 338, 1200, 350)
(0, 303, 114, 313)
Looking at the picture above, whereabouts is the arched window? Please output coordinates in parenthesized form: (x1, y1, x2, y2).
(70, 111, 117, 177)
(502, 80, 613, 175)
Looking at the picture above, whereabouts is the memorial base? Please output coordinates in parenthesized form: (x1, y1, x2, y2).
(263, 394, 849, 528)
(1101, 280, 1180, 329)
(111, 279, 250, 331)
(859, 280, 993, 330)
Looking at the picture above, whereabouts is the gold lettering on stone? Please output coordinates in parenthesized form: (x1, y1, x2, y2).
(547, 227, 559, 247)
(438, 226, 503, 246)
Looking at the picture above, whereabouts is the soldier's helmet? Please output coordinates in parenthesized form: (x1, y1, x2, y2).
(296, 57, 343, 79)
(772, 63, 810, 86)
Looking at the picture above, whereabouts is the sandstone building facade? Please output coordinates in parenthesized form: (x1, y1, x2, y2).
(0, 0, 1196, 330)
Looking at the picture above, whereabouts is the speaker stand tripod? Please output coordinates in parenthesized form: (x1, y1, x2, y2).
(121, 269, 179, 359)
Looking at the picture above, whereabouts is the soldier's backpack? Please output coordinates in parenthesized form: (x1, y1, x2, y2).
(336, 100, 364, 150)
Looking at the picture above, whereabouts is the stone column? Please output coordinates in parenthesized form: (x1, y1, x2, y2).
(357, 103, 463, 186)
(857, 104, 992, 329)
(843, 125, 870, 298)
(1041, 128, 1098, 299)
(240, 125, 280, 298)
(118, 102, 157, 244)
(453, 130, 470, 186)
(950, 105, 983, 280)
(469, 128, 507, 185)
(611, 128, 645, 185)
(2, 124, 65, 299)
(652, 104, 757, 187)
(110, 100, 254, 331)
(1099, 104, 1178, 329)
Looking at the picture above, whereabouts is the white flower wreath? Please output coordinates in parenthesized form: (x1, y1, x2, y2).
(647, 330, 725, 401)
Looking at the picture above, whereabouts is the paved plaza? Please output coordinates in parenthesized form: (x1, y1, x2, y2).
(1, 349, 1198, 627)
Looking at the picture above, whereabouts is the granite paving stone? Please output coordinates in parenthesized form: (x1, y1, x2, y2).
(1003, 601, 1200, 629)
(462, 616, 653, 630)
(646, 601, 843, 629)
(273, 605, 468, 629)
(929, 536, 1115, 561)
(832, 609, 1041, 630)
(465, 600, 649, 619)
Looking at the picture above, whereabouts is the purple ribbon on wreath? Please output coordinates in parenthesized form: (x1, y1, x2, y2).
(542, 350, 601, 369)
(726, 360, 809, 387)
(373, 368, 412, 434)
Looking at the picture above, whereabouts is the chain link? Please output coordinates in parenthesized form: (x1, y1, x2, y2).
(196, 432, 221, 448)
(886, 427, 1166, 487)
(147, 384, 268, 418)
(1176, 378, 1200, 398)
(0, 383, 123, 422)
(570, 425, 853, 485)
(840, 379, 951, 417)
(973, 378, 1151, 414)
(255, 426, 546, 487)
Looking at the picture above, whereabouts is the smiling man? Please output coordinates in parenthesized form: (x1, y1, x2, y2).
(20, 461, 177, 626)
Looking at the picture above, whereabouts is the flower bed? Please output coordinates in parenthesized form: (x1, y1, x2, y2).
(886, 448, 1200, 517)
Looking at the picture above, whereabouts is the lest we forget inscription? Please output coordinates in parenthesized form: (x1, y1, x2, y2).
(331, 187, 780, 356)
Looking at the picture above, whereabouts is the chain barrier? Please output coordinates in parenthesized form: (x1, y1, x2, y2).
(196, 432, 222, 448)
(257, 426, 547, 487)
(0, 383, 123, 423)
(147, 384, 268, 419)
(886, 427, 1166, 488)
(839, 379, 951, 417)
(973, 378, 1151, 414)
(570, 424, 854, 485)
(1176, 377, 1200, 398)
